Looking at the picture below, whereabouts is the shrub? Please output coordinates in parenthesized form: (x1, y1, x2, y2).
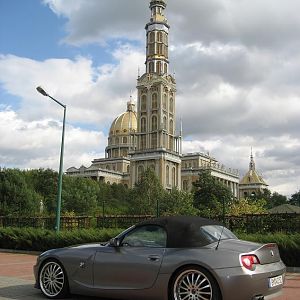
(0, 227, 123, 252)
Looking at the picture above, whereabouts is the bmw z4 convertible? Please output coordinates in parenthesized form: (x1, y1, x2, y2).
(34, 216, 286, 300)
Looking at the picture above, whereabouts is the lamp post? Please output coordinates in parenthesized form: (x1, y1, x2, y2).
(36, 86, 66, 233)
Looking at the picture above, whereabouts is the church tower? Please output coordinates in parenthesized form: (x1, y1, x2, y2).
(130, 0, 182, 190)
(239, 149, 268, 198)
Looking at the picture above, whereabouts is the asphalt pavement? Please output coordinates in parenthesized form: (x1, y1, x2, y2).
(0, 252, 299, 300)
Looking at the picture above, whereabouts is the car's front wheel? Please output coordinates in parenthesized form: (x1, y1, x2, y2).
(171, 267, 221, 300)
(39, 260, 69, 299)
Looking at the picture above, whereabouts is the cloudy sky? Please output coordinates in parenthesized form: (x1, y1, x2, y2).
(1, 0, 300, 196)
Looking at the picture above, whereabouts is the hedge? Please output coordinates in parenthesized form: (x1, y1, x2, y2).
(0, 227, 123, 252)
(0, 228, 299, 267)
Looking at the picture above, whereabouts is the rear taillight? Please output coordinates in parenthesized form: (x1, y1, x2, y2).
(240, 255, 260, 271)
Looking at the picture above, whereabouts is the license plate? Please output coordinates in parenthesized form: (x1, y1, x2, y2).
(269, 275, 283, 288)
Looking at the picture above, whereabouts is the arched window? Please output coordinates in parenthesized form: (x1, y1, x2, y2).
(157, 61, 162, 74)
(106, 165, 110, 170)
(166, 165, 170, 186)
(163, 94, 167, 109)
(172, 167, 176, 187)
(141, 117, 147, 132)
(169, 136, 173, 151)
(152, 115, 158, 131)
(152, 94, 158, 109)
(169, 98, 173, 112)
(138, 165, 144, 181)
(141, 95, 147, 111)
(169, 119, 173, 134)
(127, 165, 130, 173)
(123, 137, 128, 144)
(115, 137, 119, 144)
(163, 116, 167, 130)
(157, 31, 163, 42)
(151, 133, 157, 148)
(149, 62, 154, 73)
(164, 63, 168, 74)
(149, 32, 155, 43)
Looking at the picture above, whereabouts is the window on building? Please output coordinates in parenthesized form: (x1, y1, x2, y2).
(152, 94, 158, 109)
(141, 118, 147, 132)
(157, 31, 163, 42)
(170, 98, 173, 112)
(152, 115, 158, 131)
(127, 165, 130, 173)
(183, 180, 188, 191)
(169, 119, 173, 134)
(138, 165, 144, 181)
(166, 165, 170, 186)
(141, 135, 146, 150)
(172, 167, 176, 187)
(156, 61, 161, 74)
(163, 94, 167, 109)
(163, 116, 167, 130)
(141, 95, 147, 111)
(149, 32, 155, 43)
(123, 137, 128, 144)
(115, 137, 119, 144)
(151, 133, 157, 149)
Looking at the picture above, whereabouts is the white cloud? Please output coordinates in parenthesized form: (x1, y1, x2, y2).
(0, 108, 105, 170)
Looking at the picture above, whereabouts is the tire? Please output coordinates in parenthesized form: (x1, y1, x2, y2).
(171, 266, 221, 300)
(39, 260, 69, 299)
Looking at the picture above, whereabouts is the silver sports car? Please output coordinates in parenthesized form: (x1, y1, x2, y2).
(34, 216, 286, 300)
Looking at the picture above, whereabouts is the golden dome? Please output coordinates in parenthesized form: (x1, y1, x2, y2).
(109, 101, 137, 136)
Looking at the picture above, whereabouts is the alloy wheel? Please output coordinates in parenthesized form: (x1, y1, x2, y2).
(39, 261, 65, 298)
(174, 269, 213, 300)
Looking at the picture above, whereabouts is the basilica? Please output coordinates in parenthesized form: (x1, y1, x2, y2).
(66, 0, 247, 199)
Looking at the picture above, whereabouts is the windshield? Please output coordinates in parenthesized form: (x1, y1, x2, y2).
(200, 225, 237, 244)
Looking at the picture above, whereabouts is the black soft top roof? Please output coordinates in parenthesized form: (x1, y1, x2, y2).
(137, 216, 223, 248)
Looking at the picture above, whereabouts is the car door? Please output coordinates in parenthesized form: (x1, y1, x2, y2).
(93, 225, 166, 290)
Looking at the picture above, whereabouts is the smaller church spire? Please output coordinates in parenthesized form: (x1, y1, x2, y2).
(249, 147, 256, 171)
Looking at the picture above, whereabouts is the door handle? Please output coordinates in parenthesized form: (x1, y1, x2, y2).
(148, 255, 160, 262)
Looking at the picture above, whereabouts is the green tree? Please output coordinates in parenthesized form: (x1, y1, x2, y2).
(228, 198, 267, 215)
(0, 169, 41, 216)
(290, 190, 300, 207)
(131, 168, 165, 215)
(62, 177, 98, 215)
(193, 170, 233, 218)
(25, 168, 57, 214)
(160, 188, 198, 216)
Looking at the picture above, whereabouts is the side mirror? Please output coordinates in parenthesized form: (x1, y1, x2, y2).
(109, 238, 120, 247)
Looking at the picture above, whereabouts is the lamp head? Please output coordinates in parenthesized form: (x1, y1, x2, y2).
(36, 86, 48, 97)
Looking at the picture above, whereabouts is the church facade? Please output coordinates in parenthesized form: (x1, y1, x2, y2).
(66, 0, 240, 198)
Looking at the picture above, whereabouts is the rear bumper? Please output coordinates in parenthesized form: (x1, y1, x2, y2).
(214, 261, 286, 300)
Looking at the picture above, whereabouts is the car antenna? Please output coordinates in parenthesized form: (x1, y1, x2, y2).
(215, 225, 225, 250)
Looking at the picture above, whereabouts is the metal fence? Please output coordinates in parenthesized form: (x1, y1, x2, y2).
(0, 213, 299, 233)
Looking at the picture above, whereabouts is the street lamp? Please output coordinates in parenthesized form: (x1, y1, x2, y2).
(36, 86, 66, 233)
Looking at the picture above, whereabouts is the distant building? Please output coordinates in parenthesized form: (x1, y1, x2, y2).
(239, 151, 268, 199)
(66, 0, 239, 196)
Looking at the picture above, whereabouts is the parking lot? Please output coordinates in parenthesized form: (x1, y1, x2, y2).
(0, 252, 299, 300)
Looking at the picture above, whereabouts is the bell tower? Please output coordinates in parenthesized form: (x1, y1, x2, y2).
(130, 0, 182, 190)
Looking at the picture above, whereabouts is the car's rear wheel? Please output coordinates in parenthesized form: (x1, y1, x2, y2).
(171, 267, 221, 300)
(39, 260, 69, 299)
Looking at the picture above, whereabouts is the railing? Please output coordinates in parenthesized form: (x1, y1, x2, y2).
(216, 213, 300, 234)
(0, 213, 299, 233)
(0, 216, 91, 230)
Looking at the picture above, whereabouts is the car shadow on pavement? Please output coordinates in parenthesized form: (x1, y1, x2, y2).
(0, 283, 116, 300)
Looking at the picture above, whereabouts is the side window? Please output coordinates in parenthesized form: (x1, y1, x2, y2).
(121, 225, 167, 248)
